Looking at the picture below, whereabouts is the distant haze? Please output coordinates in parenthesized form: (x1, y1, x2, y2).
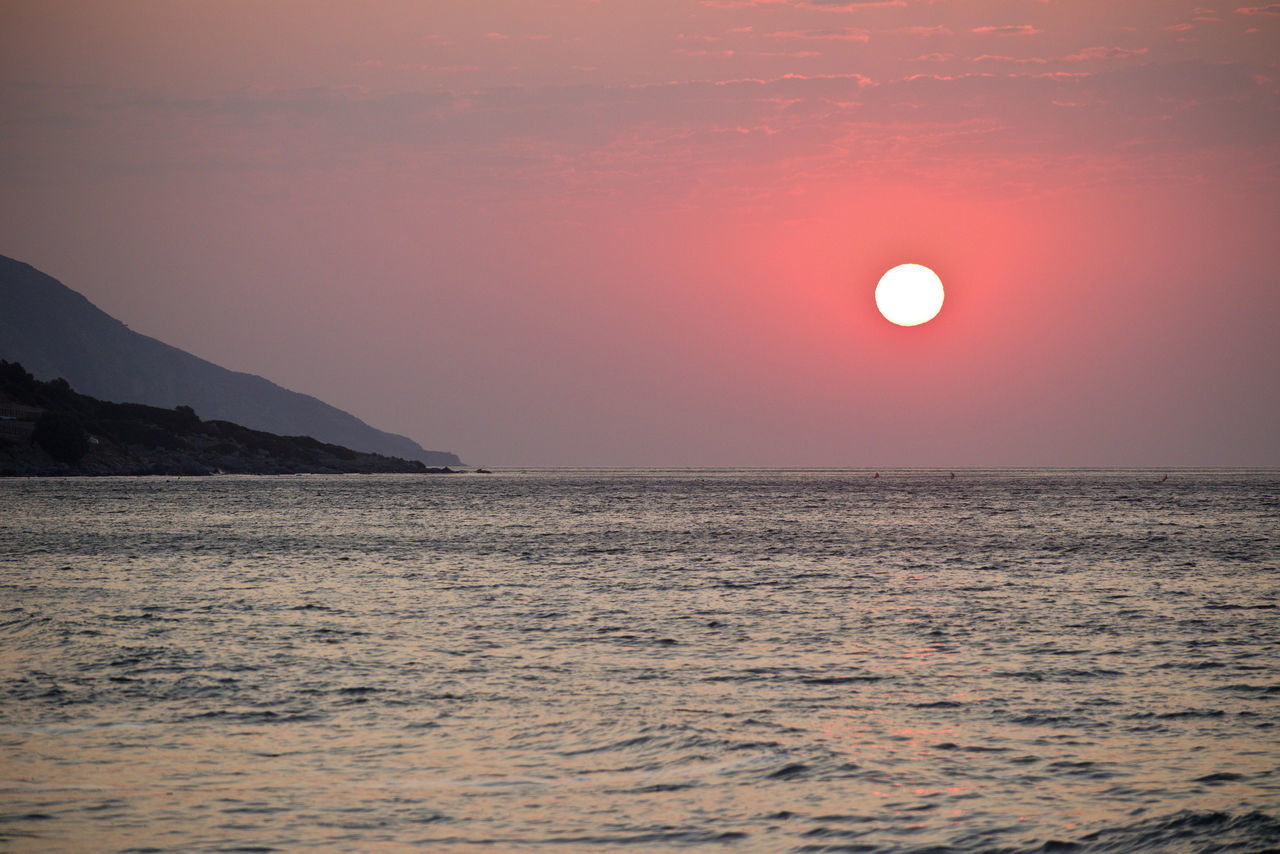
(2, 1, 1277, 466)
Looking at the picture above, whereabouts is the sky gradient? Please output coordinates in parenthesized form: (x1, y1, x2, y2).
(2, 0, 1278, 466)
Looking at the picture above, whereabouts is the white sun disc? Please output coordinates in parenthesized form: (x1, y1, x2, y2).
(875, 263, 944, 326)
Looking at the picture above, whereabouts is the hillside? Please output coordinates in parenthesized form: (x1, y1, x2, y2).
(0, 254, 461, 466)
(0, 361, 453, 476)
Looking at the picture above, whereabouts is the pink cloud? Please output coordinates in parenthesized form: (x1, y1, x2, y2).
(701, 0, 904, 9)
(762, 28, 870, 41)
(970, 55, 1049, 64)
(1064, 46, 1150, 61)
(893, 26, 953, 37)
(1235, 3, 1280, 13)
(711, 71, 874, 87)
(673, 48, 738, 58)
(972, 25, 1042, 36)
(399, 64, 480, 73)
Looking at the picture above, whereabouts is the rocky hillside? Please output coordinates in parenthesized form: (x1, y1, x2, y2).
(0, 361, 455, 476)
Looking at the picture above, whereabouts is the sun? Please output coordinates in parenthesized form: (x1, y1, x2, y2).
(875, 263, 944, 326)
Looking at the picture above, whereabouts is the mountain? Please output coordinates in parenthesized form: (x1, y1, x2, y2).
(0, 254, 461, 466)
(0, 361, 457, 477)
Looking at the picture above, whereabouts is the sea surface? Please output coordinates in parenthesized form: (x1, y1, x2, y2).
(1, 470, 1278, 853)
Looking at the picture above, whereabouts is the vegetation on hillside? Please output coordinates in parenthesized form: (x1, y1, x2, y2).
(0, 361, 450, 476)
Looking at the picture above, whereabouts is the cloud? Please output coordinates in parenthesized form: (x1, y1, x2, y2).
(1063, 46, 1150, 61)
(673, 48, 738, 57)
(970, 55, 1049, 64)
(400, 64, 481, 73)
(708, 71, 875, 90)
(762, 28, 870, 41)
(893, 26, 954, 37)
(791, 0, 904, 6)
(700, 0, 904, 9)
(3, 58, 1274, 209)
(1235, 3, 1280, 13)
(972, 25, 1043, 36)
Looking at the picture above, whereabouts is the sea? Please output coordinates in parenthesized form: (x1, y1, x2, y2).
(1, 469, 1278, 853)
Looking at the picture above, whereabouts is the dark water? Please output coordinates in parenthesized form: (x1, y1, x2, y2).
(1, 470, 1278, 853)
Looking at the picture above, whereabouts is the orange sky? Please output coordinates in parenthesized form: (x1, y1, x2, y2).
(2, 1, 1277, 465)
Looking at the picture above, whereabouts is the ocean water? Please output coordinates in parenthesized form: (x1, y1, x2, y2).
(1, 470, 1278, 853)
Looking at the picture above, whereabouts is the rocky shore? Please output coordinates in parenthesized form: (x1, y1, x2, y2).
(0, 361, 456, 476)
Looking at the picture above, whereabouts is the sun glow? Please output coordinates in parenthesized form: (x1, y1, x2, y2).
(875, 264, 944, 326)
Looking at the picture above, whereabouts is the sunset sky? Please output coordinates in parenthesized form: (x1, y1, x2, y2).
(2, 1, 1277, 466)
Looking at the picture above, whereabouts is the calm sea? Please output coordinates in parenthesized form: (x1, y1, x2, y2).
(2, 470, 1278, 853)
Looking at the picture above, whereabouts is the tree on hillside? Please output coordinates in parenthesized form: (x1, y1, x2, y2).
(32, 411, 90, 463)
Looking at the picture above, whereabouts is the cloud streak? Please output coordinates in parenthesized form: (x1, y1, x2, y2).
(762, 28, 870, 41)
(702, 0, 903, 8)
(1064, 46, 1150, 61)
(7, 56, 1270, 208)
(972, 25, 1043, 36)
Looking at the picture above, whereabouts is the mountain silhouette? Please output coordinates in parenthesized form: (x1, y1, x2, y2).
(0, 254, 461, 466)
